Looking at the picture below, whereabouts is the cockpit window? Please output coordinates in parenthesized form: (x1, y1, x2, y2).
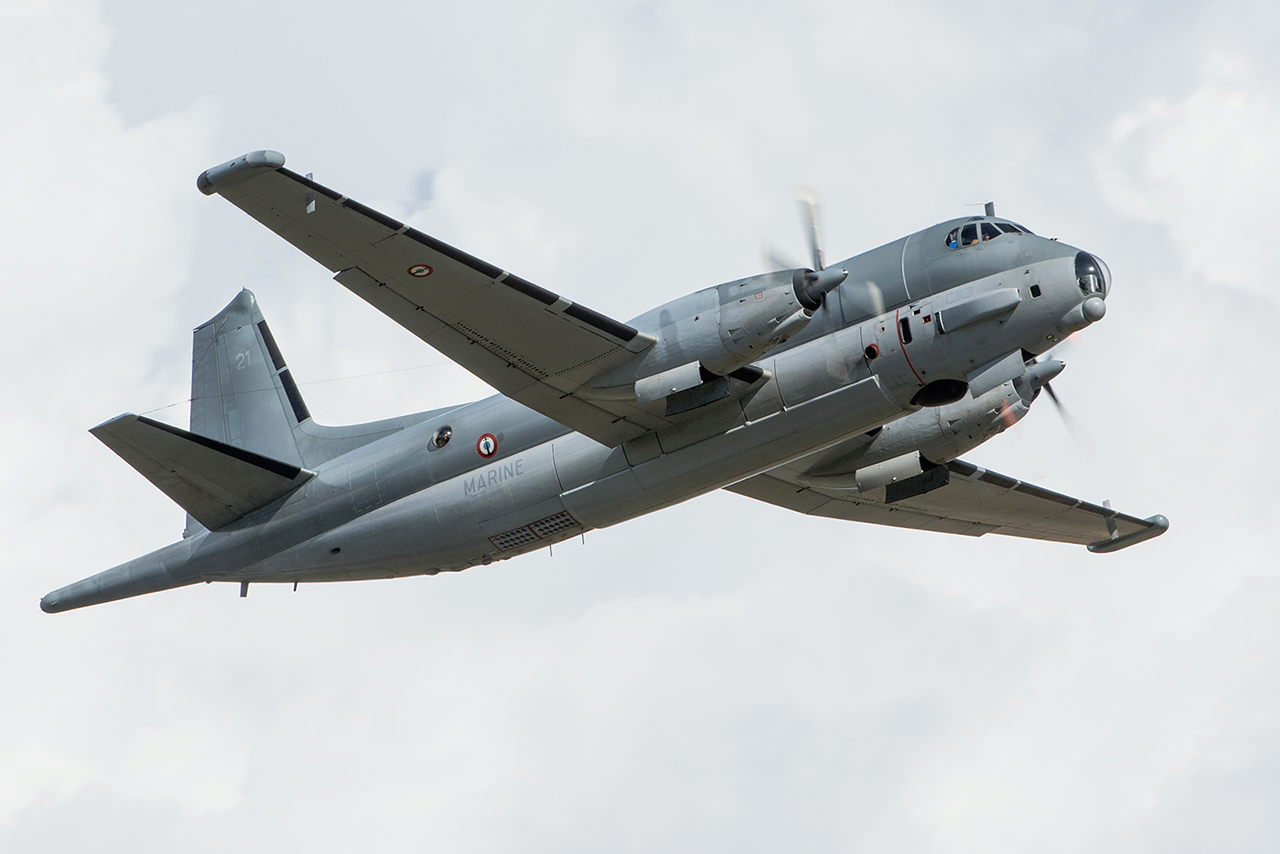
(946, 219, 1034, 248)
(1075, 252, 1106, 296)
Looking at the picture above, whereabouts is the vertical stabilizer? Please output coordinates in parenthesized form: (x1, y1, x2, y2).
(190, 290, 309, 466)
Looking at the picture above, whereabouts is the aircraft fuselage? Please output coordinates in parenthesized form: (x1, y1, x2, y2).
(42, 198, 1120, 612)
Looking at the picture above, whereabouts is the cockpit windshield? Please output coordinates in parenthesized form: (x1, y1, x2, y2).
(945, 218, 1034, 249)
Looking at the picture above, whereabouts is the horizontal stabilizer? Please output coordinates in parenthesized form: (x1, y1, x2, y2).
(91, 414, 314, 530)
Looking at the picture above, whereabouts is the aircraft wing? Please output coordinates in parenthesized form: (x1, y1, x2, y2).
(726, 459, 1168, 552)
(198, 151, 661, 446)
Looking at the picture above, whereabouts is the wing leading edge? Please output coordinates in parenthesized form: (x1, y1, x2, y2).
(198, 151, 659, 446)
(727, 459, 1168, 552)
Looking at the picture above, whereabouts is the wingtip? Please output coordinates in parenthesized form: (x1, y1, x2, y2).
(197, 150, 286, 195)
(89, 412, 139, 434)
(1087, 513, 1170, 553)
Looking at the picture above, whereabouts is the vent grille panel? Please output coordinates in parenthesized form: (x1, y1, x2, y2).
(489, 512, 581, 551)
(489, 528, 539, 550)
(529, 512, 578, 537)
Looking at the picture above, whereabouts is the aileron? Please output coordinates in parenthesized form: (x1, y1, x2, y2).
(728, 459, 1168, 552)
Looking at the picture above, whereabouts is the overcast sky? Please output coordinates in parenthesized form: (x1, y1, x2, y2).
(3, 1, 1279, 851)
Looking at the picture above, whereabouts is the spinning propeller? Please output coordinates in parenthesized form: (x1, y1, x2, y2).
(763, 188, 881, 315)
(763, 187, 828, 274)
(800, 188, 824, 271)
(766, 190, 1088, 445)
(1025, 336, 1095, 451)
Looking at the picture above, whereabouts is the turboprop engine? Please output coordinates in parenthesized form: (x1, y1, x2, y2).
(700, 267, 848, 375)
(787, 358, 1065, 494)
(634, 267, 849, 404)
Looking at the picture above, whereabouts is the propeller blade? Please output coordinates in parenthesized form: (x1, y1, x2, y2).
(844, 279, 885, 317)
(763, 245, 800, 273)
(1041, 380, 1095, 454)
(1042, 380, 1063, 409)
(798, 187, 824, 271)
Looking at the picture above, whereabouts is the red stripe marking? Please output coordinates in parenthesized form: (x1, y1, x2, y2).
(895, 309, 925, 386)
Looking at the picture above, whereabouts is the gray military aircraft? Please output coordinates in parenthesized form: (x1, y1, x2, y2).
(40, 150, 1168, 613)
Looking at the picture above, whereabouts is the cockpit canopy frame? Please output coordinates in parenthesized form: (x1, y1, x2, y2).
(945, 219, 1033, 250)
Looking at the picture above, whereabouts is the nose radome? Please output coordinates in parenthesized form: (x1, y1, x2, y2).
(1083, 296, 1106, 323)
(1057, 295, 1107, 334)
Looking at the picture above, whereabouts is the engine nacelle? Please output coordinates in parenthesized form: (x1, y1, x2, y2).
(701, 271, 798, 375)
(620, 267, 850, 407)
(792, 359, 1063, 490)
(699, 267, 847, 375)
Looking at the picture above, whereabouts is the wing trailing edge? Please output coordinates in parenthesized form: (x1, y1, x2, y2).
(91, 414, 314, 531)
(198, 150, 664, 446)
(727, 458, 1168, 552)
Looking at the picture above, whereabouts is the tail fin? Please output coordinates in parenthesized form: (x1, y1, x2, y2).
(191, 289, 309, 465)
(190, 289, 447, 478)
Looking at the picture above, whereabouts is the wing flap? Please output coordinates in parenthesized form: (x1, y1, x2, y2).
(727, 458, 1168, 551)
(200, 152, 660, 445)
(91, 414, 314, 531)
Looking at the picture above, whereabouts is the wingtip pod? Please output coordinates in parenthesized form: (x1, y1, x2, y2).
(40, 539, 200, 613)
(197, 150, 286, 196)
(1087, 514, 1170, 554)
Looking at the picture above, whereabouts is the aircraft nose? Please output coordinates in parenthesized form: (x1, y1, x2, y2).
(1075, 251, 1109, 299)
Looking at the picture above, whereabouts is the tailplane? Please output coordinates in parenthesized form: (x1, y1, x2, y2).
(91, 414, 313, 531)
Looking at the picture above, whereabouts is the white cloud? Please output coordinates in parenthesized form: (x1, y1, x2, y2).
(5, 1, 1280, 852)
(120, 721, 246, 813)
(0, 741, 97, 826)
(1103, 53, 1280, 300)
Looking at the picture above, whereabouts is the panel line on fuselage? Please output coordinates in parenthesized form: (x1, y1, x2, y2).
(900, 231, 914, 302)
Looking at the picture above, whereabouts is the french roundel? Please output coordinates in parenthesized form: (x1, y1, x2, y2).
(476, 433, 498, 458)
